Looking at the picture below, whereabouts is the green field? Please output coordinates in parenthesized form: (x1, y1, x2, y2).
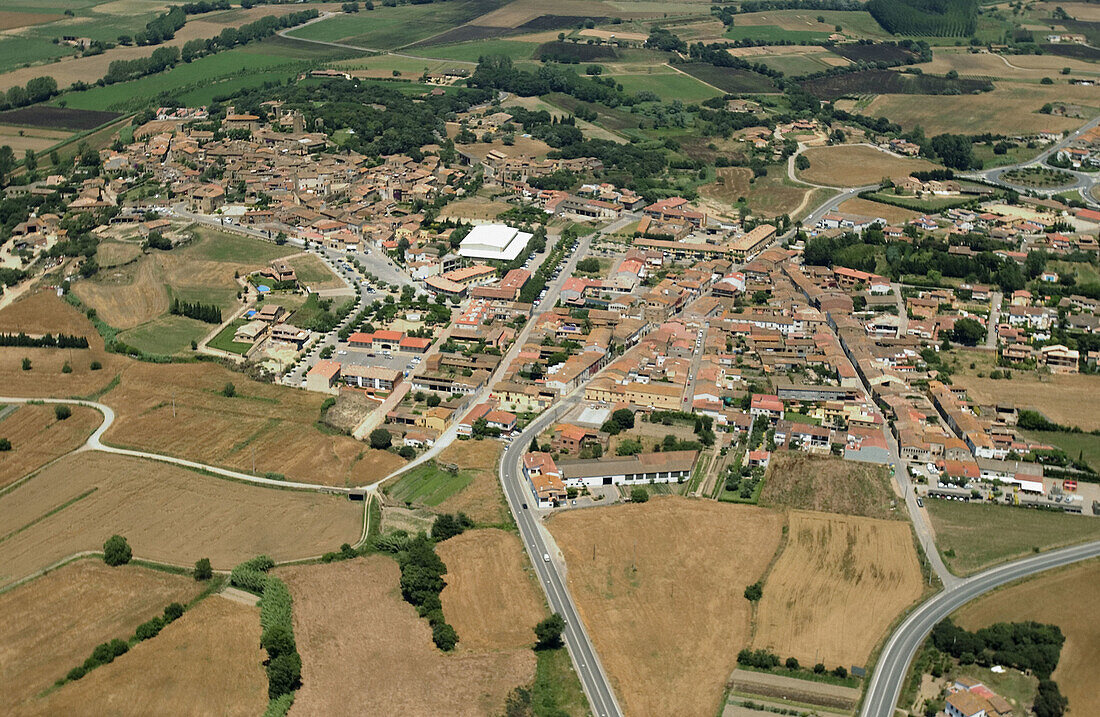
(116, 313, 209, 356)
(1022, 430, 1100, 473)
(421, 39, 539, 62)
(182, 226, 295, 265)
(0, 35, 76, 74)
(612, 71, 722, 103)
(754, 52, 841, 77)
(384, 460, 474, 506)
(286, 0, 505, 50)
(207, 317, 253, 355)
(7, 0, 171, 45)
(863, 191, 974, 211)
(724, 25, 831, 43)
(56, 51, 305, 112)
(926, 499, 1100, 576)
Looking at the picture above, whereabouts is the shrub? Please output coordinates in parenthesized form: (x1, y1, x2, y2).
(163, 602, 184, 623)
(833, 665, 848, 679)
(432, 621, 458, 651)
(66, 665, 88, 681)
(814, 662, 826, 674)
(21, 357, 31, 370)
(431, 512, 473, 541)
(135, 616, 165, 641)
(62, 361, 72, 374)
(54, 404, 72, 420)
(266, 652, 302, 698)
(534, 614, 565, 650)
(222, 382, 236, 397)
(90, 360, 102, 370)
(630, 486, 649, 502)
(0, 438, 10, 451)
(103, 534, 132, 566)
(744, 581, 763, 602)
(785, 657, 800, 670)
(194, 557, 213, 580)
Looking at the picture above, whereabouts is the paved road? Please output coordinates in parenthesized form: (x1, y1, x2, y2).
(985, 291, 1003, 349)
(0, 396, 351, 494)
(862, 539, 1100, 717)
(499, 394, 623, 717)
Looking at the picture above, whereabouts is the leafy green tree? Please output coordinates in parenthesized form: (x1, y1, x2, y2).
(432, 621, 458, 651)
(193, 557, 213, 580)
(1033, 679, 1068, 717)
(369, 428, 392, 449)
(54, 404, 71, 420)
(951, 317, 985, 346)
(163, 602, 184, 622)
(611, 408, 635, 430)
(103, 534, 132, 566)
(0, 438, 10, 451)
(222, 382, 236, 397)
(431, 512, 473, 541)
(261, 623, 297, 660)
(21, 357, 31, 371)
(616, 438, 642, 456)
(534, 613, 565, 650)
(630, 487, 649, 503)
(744, 581, 763, 602)
(266, 652, 302, 697)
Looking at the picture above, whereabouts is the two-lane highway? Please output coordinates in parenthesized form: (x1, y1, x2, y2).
(499, 395, 623, 717)
(862, 539, 1100, 716)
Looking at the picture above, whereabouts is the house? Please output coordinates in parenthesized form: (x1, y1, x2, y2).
(522, 452, 566, 508)
(1039, 344, 1079, 373)
(746, 450, 771, 468)
(946, 691, 990, 717)
(750, 394, 784, 421)
(305, 360, 341, 394)
(484, 409, 518, 434)
(341, 364, 402, 392)
(233, 319, 268, 344)
(554, 450, 698, 487)
(552, 423, 606, 455)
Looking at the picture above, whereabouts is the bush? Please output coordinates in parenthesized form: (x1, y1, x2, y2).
(833, 665, 848, 679)
(90, 360, 102, 370)
(21, 357, 31, 370)
(737, 648, 780, 669)
(744, 581, 763, 602)
(134, 616, 165, 641)
(432, 621, 458, 651)
(369, 427, 392, 449)
(1034, 679, 1068, 717)
(0, 438, 10, 451)
(785, 657, 800, 670)
(66, 665, 88, 681)
(222, 382, 236, 397)
(54, 404, 71, 420)
(813, 662, 826, 674)
(103, 534, 132, 566)
(630, 487, 649, 503)
(261, 623, 297, 661)
(431, 512, 473, 541)
(194, 557, 213, 580)
(163, 602, 184, 623)
(534, 613, 565, 650)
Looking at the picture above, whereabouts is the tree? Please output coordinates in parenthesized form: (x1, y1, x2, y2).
(261, 623, 297, 660)
(833, 665, 848, 679)
(813, 662, 825, 674)
(785, 657, 800, 670)
(54, 404, 71, 420)
(630, 487, 649, 503)
(21, 357, 31, 371)
(0, 438, 10, 451)
(930, 134, 975, 170)
(222, 382, 236, 397)
(370, 428, 392, 449)
(951, 317, 984, 346)
(193, 557, 213, 580)
(426, 394, 441, 407)
(266, 652, 302, 697)
(744, 581, 763, 602)
(1033, 679, 1068, 717)
(24, 149, 36, 173)
(103, 534, 132, 566)
(795, 154, 810, 171)
(616, 438, 642, 456)
(163, 602, 184, 622)
(432, 621, 458, 651)
(431, 512, 473, 541)
(576, 257, 600, 273)
(611, 408, 634, 430)
(534, 613, 565, 650)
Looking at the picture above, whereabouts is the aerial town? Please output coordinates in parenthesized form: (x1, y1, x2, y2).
(0, 1, 1097, 717)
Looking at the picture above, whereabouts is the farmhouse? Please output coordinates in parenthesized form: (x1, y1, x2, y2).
(522, 452, 566, 508)
(554, 450, 698, 488)
(306, 359, 341, 394)
(458, 224, 533, 262)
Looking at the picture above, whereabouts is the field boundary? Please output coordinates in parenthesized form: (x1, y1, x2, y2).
(748, 510, 791, 643)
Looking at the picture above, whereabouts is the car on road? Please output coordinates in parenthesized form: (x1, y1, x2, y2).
(916, 498, 924, 508)
(521, 503, 527, 510)
(542, 553, 550, 562)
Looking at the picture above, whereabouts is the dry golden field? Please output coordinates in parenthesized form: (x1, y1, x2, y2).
(0, 11, 62, 31)
(798, 145, 941, 187)
(752, 510, 924, 668)
(760, 452, 900, 520)
(95, 239, 144, 268)
(72, 257, 169, 329)
(0, 290, 121, 398)
(547, 497, 784, 717)
(435, 528, 544, 651)
(921, 50, 1100, 80)
(0, 404, 99, 487)
(0, 126, 72, 154)
(0, 560, 203, 713)
(433, 439, 509, 525)
(0, 452, 362, 587)
(952, 371, 1100, 431)
(17, 597, 268, 717)
(838, 196, 921, 223)
(954, 559, 1100, 717)
(281, 556, 536, 716)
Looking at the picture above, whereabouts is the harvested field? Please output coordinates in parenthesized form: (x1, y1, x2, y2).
(101, 360, 405, 486)
(746, 171, 827, 219)
(0, 126, 72, 154)
(0, 290, 120, 399)
(0, 404, 99, 488)
(72, 256, 169, 329)
(0, 11, 61, 30)
(17, 596, 267, 717)
(0, 451, 362, 588)
(861, 81, 1100, 135)
(922, 49, 1100, 80)
(95, 239, 143, 268)
(285, 253, 343, 291)
(438, 194, 515, 222)
(952, 370, 1100, 431)
(954, 559, 1100, 717)
(436, 528, 544, 650)
(434, 439, 510, 524)
(829, 42, 920, 64)
(798, 144, 941, 187)
(701, 166, 754, 204)
(760, 452, 899, 519)
(547, 497, 784, 717)
(0, 106, 119, 131)
(925, 499, 1100, 576)
(0, 560, 203, 713)
(838, 196, 921, 223)
(752, 511, 924, 668)
(281, 556, 536, 716)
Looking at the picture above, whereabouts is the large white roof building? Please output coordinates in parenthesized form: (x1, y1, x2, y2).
(458, 224, 533, 262)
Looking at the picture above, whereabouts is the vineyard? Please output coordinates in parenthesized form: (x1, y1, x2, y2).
(867, 0, 977, 37)
(802, 68, 992, 100)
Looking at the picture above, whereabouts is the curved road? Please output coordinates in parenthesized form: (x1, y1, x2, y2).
(0, 396, 351, 494)
(862, 540, 1100, 716)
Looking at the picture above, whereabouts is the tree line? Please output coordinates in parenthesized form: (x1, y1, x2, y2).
(170, 298, 222, 324)
(0, 332, 89, 348)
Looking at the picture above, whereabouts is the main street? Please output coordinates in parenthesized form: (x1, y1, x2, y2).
(862, 539, 1100, 717)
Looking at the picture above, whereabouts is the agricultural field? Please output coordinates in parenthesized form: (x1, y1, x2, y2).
(0, 125, 72, 155)
(18, 597, 267, 717)
(418, 38, 538, 62)
(731, 9, 892, 40)
(0, 560, 204, 713)
(837, 196, 921, 223)
(435, 528, 545, 650)
(922, 49, 1100, 81)
(724, 25, 832, 43)
(1023, 430, 1100, 472)
(0, 451, 363, 588)
(953, 559, 1100, 717)
(280, 556, 536, 716)
(675, 62, 778, 93)
(383, 460, 475, 507)
(0, 106, 119, 131)
(1001, 166, 1076, 188)
(759, 452, 900, 520)
(860, 80, 1100, 135)
(432, 439, 510, 525)
(925, 499, 1100, 576)
(802, 69, 992, 101)
(745, 172, 830, 220)
(752, 49, 849, 77)
(286, 0, 507, 50)
(798, 144, 941, 187)
(0, 404, 100, 488)
(0, 290, 122, 400)
(752, 511, 925, 668)
(284, 253, 343, 292)
(547, 497, 784, 717)
(611, 68, 721, 103)
(949, 356, 1100, 431)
